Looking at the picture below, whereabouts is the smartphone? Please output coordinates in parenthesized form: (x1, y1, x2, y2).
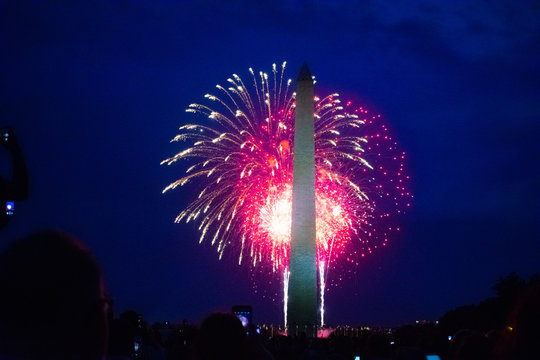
(236, 313, 250, 328)
(5, 201, 14, 215)
(232, 305, 252, 329)
(354, 356, 360, 360)
(1, 129, 9, 142)
(133, 337, 142, 358)
(426, 355, 441, 360)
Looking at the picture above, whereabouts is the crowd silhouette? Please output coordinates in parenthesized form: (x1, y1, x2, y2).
(0, 129, 539, 359)
(0, 229, 538, 359)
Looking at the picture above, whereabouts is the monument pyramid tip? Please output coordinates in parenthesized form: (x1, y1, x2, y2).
(297, 62, 312, 82)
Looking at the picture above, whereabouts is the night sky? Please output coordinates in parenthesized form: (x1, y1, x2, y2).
(1, 0, 539, 326)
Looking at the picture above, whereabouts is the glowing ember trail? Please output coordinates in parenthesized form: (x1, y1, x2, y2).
(283, 269, 290, 329)
(162, 62, 412, 325)
(319, 261, 326, 327)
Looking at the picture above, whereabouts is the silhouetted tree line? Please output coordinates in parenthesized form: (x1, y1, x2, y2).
(438, 272, 539, 334)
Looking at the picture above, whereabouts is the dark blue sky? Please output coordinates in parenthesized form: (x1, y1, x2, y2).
(1, 0, 539, 326)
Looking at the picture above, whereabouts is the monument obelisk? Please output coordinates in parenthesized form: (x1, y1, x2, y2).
(287, 63, 317, 336)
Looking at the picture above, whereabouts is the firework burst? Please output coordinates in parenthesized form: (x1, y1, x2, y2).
(162, 61, 411, 287)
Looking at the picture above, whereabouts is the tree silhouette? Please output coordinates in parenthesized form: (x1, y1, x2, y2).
(439, 272, 539, 335)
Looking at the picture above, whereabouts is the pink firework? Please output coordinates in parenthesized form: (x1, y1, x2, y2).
(162, 62, 411, 279)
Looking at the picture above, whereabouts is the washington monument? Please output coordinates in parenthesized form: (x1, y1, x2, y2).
(287, 63, 317, 336)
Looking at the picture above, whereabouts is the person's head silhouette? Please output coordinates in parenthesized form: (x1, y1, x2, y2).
(0, 229, 109, 360)
(197, 313, 247, 360)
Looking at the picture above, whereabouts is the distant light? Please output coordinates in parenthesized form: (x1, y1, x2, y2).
(507, 326, 513, 331)
(448, 336, 452, 341)
(390, 341, 395, 345)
